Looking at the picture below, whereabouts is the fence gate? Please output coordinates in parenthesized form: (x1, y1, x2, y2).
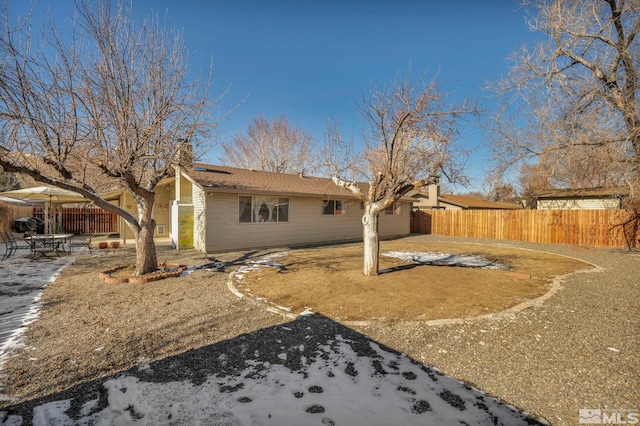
(410, 210, 432, 234)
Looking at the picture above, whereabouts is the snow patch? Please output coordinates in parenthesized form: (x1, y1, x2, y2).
(0, 256, 74, 369)
(8, 338, 544, 425)
(382, 251, 507, 269)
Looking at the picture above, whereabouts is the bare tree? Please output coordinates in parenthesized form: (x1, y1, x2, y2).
(329, 73, 474, 276)
(489, 0, 639, 204)
(487, 183, 520, 203)
(0, 1, 215, 275)
(317, 118, 361, 181)
(517, 161, 555, 208)
(220, 115, 314, 174)
(0, 166, 19, 191)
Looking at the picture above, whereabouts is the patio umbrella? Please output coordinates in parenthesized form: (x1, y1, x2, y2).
(0, 195, 29, 204)
(0, 186, 88, 233)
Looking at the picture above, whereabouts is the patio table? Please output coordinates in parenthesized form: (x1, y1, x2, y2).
(25, 234, 73, 260)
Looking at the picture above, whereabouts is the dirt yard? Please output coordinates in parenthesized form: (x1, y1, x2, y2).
(0, 238, 596, 416)
(232, 240, 592, 321)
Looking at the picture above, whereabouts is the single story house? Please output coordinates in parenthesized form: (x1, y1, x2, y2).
(108, 163, 412, 252)
(412, 185, 522, 210)
(535, 187, 628, 210)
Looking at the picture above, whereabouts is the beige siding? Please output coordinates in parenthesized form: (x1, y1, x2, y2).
(439, 202, 462, 210)
(178, 173, 193, 204)
(538, 198, 620, 210)
(379, 202, 411, 236)
(413, 199, 462, 210)
(205, 194, 410, 252)
(153, 183, 174, 238)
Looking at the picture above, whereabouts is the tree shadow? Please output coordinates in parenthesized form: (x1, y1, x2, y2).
(1, 314, 547, 425)
(202, 249, 288, 273)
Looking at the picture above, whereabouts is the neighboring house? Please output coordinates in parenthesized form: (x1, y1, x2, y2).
(109, 163, 412, 252)
(535, 187, 628, 210)
(412, 185, 522, 210)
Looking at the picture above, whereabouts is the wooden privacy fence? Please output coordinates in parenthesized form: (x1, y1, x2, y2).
(410, 209, 432, 234)
(412, 209, 639, 248)
(34, 206, 118, 234)
(0, 203, 34, 232)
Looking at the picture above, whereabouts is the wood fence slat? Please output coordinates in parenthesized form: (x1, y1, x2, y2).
(411, 209, 638, 248)
(0, 205, 34, 232)
(33, 206, 118, 234)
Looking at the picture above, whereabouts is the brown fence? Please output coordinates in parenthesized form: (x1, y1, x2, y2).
(410, 209, 432, 234)
(412, 209, 639, 248)
(34, 206, 118, 234)
(0, 202, 34, 232)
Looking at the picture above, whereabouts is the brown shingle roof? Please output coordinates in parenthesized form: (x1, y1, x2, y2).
(439, 194, 522, 210)
(535, 187, 628, 199)
(186, 163, 363, 198)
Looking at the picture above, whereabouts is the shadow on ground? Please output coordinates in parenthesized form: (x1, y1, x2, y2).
(1, 314, 547, 425)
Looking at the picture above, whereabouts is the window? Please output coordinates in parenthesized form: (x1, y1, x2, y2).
(239, 196, 289, 223)
(385, 202, 401, 215)
(323, 199, 347, 215)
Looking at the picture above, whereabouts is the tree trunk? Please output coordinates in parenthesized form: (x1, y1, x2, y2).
(362, 206, 380, 276)
(133, 198, 158, 276)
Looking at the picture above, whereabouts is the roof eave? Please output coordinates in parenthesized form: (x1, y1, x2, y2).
(439, 197, 469, 209)
(201, 186, 357, 198)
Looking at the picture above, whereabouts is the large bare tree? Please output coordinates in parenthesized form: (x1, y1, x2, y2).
(0, 1, 214, 275)
(329, 73, 473, 276)
(220, 115, 315, 174)
(0, 166, 19, 192)
(489, 0, 639, 204)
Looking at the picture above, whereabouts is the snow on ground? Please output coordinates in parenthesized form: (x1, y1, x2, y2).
(1, 314, 547, 425)
(382, 251, 508, 270)
(0, 251, 75, 370)
(233, 252, 288, 281)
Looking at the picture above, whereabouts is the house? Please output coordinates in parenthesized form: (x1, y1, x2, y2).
(109, 163, 412, 252)
(412, 185, 523, 211)
(534, 187, 628, 210)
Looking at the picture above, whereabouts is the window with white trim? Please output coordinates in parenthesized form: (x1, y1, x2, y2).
(323, 199, 347, 215)
(239, 196, 289, 223)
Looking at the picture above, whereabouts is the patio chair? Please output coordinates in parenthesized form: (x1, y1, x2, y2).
(12, 232, 32, 251)
(68, 233, 94, 254)
(1, 231, 14, 260)
(2, 232, 31, 259)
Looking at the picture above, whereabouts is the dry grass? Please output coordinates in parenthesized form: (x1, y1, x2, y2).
(233, 240, 591, 321)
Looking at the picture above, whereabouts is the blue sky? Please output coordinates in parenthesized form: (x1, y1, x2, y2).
(13, 0, 540, 192)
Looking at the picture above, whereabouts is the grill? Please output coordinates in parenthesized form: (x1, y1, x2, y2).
(14, 217, 45, 234)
